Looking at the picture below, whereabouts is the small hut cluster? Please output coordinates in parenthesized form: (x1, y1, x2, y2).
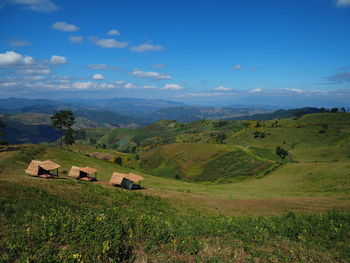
(109, 172, 144, 190)
(24, 159, 144, 190)
(25, 160, 61, 178)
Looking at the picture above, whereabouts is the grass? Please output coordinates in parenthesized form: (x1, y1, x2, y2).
(139, 143, 277, 182)
(227, 113, 350, 162)
(1, 144, 349, 216)
(1, 175, 350, 262)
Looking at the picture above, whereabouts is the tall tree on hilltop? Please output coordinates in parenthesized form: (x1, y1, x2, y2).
(0, 119, 7, 145)
(64, 127, 75, 149)
(51, 111, 76, 148)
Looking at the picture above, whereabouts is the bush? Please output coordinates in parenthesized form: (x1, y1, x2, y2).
(275, 146, 288, 159)
(253, 131, 266, 138)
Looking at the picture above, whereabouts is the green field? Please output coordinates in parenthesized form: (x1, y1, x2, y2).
(1, 113, 350, 262)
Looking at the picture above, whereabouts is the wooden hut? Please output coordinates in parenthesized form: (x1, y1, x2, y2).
(109, 172, 144, 190)
(25, 160, 61, 179)
(68, 166, 97, 181)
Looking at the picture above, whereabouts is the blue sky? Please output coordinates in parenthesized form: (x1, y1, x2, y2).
(0, 0, 350, 107)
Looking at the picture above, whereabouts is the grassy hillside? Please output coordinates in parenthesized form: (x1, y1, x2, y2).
(79, 119, 245, 152)
(1, 144, 350, 262)
(139, 143, 278, 182)
(227, 113, 350, 162)
(1, 144, 349, 214)
(71, 113, 350, 188)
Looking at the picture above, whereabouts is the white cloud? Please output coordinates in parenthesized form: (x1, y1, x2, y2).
(233, 64, 242, 70)
(0, 51, 34, 67)
(72, 82, 93, 89)
(92, 74, 104, 80)
(96, 83, 115, 89)
(0, 82, 18, 88)
(9, 39, 31, 48)
(250, 88, 263, 93)
(140, 85, 157, 89)
(92, 38, 128, 48)
(108, 29, 120, 36)
(130, 69, 171, 80)
(69, 36, 83, 44)
(279, 88, 304, 94)
(336, 0, 350, 7)
(213, 86, 231, 91)
(163, 84, 183, 90)
(52, 22, 79, 32)
(5, 0, 58, 12)
(19, 69, 51, 74)
(50, 55, 68, 65)
(114, 80, 125, 85)
(130, 42, 164, 52)
(124, 83, 136, 89)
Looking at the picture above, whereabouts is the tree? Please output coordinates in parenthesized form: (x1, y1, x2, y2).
(331, 108, 339, 113)
(275, 146, 288, 159)
(341, 107, 346, 113)
(64, 127, 75, 149)
(51, 111, 76, 148)
(294, 110, 304, 118)
(0, 119, 7, 145)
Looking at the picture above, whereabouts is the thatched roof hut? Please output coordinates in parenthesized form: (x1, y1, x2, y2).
(109, 172, 144, 190)
(68, 166, 98, 181)
(25, 160, 61, 177)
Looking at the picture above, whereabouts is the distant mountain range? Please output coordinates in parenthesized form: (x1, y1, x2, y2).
(149, 106, 271, 122)
(0, 97, 273, 125)
(0, 97, 327, 144)
(231, 107, 322, 120)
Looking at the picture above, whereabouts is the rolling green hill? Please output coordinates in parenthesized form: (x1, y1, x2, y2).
(0, 143, 350, 262)
(139, 143, 279, 182)
(227, 113, 350, 162)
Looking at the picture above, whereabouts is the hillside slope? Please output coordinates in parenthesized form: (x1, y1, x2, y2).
(1, 144, 350, 262)
(227, 113, 350, 162)
(139, 143, 279, 182)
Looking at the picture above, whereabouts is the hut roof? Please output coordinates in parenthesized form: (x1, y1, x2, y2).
(24, 160, 61, 176)
(40, 160, 61, 170)
(109, 172, 126, 185)
(126, 172, 144, 182)
(80, 167, 97, 174)
(109, 172, 144, 186)
(68, 166, 97, 179)
(25, 160, 41, 176)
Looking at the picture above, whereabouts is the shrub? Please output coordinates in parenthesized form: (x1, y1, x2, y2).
(275, 146, 288, 159)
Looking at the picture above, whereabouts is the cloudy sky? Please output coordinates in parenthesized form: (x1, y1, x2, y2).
(0, 0, 350, 107)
